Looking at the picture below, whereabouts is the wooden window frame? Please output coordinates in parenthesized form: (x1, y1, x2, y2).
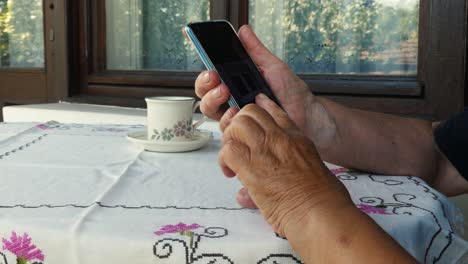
(68, 0, 467, 119)
(0, 0, 68, 109)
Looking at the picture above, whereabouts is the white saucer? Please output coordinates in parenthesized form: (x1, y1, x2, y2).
(126, 130, 212, 153)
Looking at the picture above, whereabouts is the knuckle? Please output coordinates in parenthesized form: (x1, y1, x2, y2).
(200, 99, 217, 116)
(234, 116, 267, 146)
(231, 114, 252, 128)
(242, 103, 260, 113)
(194, 86, 204, 98)
(195, 85, 214, 99)
(219, 119, 227, 132)
(220, 140, 238, 161)
(218, 144, 228, 161)
(224, 140, 236, 153)
(195, 85, 209, 98)
(219, 112, 232, 131)
(194, 72, 205, 86)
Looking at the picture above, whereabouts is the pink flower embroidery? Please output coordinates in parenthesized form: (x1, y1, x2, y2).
(2, 232, 45, 263)
(154, 223, 203, 236)
(357, 203, 391, 215)
(329, 167, 349, 175)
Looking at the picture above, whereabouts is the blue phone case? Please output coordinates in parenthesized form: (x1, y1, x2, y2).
(185, 23, 241, 109)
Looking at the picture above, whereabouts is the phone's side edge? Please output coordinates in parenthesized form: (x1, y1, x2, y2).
(184, 26, 241, 110)
(184, 26, 216, 71)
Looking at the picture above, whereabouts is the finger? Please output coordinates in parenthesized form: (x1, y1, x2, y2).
(236, 187, 258, 209)
(220, 163, 236, 178)
(195, 71, 221, 98)
(218, 140, 251, 177)
(234, 104, 283, 137)
(238, 25, 284, 68)
(199, 83, 231, 120)
(223, 113, 266, 150)
(219, 107, 239, 132)
(255, 93, 297, 130)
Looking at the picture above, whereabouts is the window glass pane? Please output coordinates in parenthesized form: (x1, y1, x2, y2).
(249, 0, 419, 75)
(106, 0, 209, 71)
(0, 0, 44, 68)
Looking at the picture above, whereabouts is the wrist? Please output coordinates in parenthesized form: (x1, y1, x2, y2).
(303, 96, 338, 150)
(284, 193, 356, 237)
(284, 196, 360, 261)
(284, 194, 415, 263)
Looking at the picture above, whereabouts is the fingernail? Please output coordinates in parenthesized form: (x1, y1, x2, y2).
(202, 71, 210, 83)
(257, 93, 268, 101)
(215, 86, 222, 98)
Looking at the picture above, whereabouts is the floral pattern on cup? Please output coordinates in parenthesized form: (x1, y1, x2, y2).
(151, 120, 193, 141)
(161, 128, 175, 141)
(173, 120, 193, 138)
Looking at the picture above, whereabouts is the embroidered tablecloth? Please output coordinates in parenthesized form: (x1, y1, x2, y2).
(0, 121, 466, 264)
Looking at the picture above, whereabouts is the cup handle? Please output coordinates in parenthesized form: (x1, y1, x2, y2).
(192, 101, 207, 130)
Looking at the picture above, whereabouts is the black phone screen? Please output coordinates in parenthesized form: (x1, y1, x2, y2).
(188, 21, 280, 108)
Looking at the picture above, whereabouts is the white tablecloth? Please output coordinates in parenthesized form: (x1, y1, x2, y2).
(0, 121, 466, 264)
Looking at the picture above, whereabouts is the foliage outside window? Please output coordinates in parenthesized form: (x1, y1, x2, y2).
(250, 0, 419, 75)
(106, 0, 210, 71)
(0, 0, 44, 68)
(104, 0, 418, 76)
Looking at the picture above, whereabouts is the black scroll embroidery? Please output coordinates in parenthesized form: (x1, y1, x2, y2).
(406, 177, 455, 263)
(336, 173, 358, 181)
(369, 175, 404, 186)
(0, 202, 254, 211)
(335, 170, 365, 181)
(359, 189, 454, 263)
(0, 134, 47, 160)
(153, 227, 234, 263)
(0, 252, 7, 264)
(257, 254, 303, 264)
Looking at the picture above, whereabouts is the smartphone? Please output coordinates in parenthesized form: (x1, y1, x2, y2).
(185, 20, 281, 109)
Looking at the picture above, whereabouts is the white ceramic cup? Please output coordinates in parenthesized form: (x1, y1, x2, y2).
(145, 96, 206, 142)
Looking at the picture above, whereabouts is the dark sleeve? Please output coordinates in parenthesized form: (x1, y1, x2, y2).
(434, 108, 468, 181)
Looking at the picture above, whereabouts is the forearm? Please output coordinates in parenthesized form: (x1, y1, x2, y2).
(285, 203, 416, 263)
(307, 97, 439, 184)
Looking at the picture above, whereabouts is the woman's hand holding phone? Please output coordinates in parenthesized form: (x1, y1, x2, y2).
(188, 25, 338, 208)
(192, 26, 327, 137)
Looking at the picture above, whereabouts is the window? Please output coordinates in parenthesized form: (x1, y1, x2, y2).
(70, 0, 467, 119)
(105, 0, 209, 71)
(249, 0, 419, 76)
(0, 0, 44, 68)
(0, 0, 63, 110)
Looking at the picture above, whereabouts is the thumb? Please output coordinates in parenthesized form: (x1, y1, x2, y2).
(238, 25, 284, 68)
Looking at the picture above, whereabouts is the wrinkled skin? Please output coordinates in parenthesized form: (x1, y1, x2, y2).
(218, 94, 352, 236)
(193, 25, 338, 209)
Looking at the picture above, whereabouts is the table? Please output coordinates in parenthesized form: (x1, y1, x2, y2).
(0, 121, 466, 264)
